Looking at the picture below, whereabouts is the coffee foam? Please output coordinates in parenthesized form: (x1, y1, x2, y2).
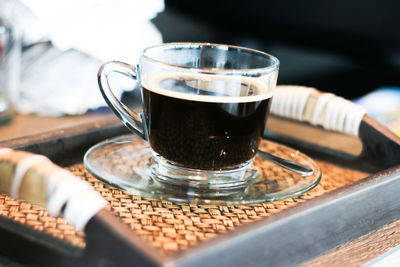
(141, 72, 274, 103)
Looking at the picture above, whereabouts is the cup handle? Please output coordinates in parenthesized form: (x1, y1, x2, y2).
(97, 61, 147, 140)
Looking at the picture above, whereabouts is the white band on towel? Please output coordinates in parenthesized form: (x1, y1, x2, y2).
(0, 148, 13, 157)
(271, 86, 367, 136)
(47, 171, 92, 216)
(335, 100, 353, 133)
(345, 105, 367, 136)
(324, 97, 347, 130)
(11, 155, 49, 198)
(288, 88, 300, 119)
(297, 88, 315, 121)
(1, 149, 106, 230)
(283, 88, 295, 118)
(271, 86, 316, 121)
(270, 89, 284, 117)
(46, 169, 107, 230)
(311, 93, 335, 125)
(63, 190, 107, 231)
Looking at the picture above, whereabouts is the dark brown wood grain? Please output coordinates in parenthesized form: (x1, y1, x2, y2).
(265, 115, 400, 173)
(302, 219, 400, 267)
(0, 116, 129, 166)
(0, 113, 117, 142)
(82, 209, 167, 266)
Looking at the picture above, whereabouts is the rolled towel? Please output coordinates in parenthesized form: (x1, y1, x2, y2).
(271, 85, 367, 136)
(0, 149, 107, 230)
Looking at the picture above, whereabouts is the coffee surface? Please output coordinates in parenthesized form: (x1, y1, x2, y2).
(142, 74, 272, 170)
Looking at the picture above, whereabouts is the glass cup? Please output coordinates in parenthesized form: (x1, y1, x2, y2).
(98, 43, 279, 192)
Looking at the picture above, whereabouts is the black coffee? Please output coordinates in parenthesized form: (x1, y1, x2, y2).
(142, 75, 272, 170)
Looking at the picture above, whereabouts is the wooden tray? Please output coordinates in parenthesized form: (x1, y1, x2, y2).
(1, 113, 400, 267)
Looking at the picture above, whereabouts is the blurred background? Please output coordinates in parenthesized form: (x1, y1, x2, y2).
(0, 0, 399, 134)
(155, 0, 400, 99)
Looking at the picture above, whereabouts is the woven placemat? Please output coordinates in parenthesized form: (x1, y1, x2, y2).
(0, 141, 368, 254)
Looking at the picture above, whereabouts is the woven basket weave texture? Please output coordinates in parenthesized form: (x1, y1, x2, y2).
(0, 140, 367, 254)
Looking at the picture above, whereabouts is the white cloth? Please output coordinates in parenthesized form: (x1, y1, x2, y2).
(47, 169, 107, 230)
(19, 0, 164, 63)
(0, 0, 164, 116)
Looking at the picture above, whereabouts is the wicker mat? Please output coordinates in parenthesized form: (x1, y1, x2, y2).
(0, 147, 368, 254)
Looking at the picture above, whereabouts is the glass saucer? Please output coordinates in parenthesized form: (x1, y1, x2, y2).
(84, 135, 321, 204)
